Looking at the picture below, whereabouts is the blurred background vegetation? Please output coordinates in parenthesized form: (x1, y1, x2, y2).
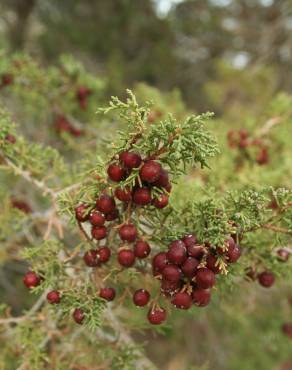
(0, 1, 291, 370)
(1, 0, 292, 112)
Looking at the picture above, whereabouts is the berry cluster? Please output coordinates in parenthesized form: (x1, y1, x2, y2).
(71, 151, 172, 324)
(227, 129, 269, 165)
(147, 234, 241, 324)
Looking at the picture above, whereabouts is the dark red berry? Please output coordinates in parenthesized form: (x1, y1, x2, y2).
(160, 279, 181, 296)
(187, 244, 205, 259)
(139, 161, 162, 183)
(83, 250, 99, 267)
(152, 168, 170, 188)
(119, 151, 142, 169)
(152, 252, 168, 273)
(99, 287, 116, 301)
(77, 86, 91, 100)
(181, 257, 199, 278)
(133, 187, 152, 205)
(96, 195, 116, 214)
(91, 225, 107, 240)
(206, 254, 221, 274)
(1, 73, 13, 86)
(97, 247, 111, 263)
(256, 147, 269, 165)
(5, 134, 16, 144)
(167, 241, 187, 265)
(147, 307, 166, 325)
(107, 163, 125, 182)
(218, 237, 235, 255)
(171, 292, 192, 309)
(73, 308, 85, 324)
(282, 323, 292, 339)
(134, 240, 151, 258)
(47, 290, 61, 304)
(196, 268, 216, 289)
(105, 209, 119, 221)
(115, 187, 132, 202)
(258, 271, 275, 288)
(23, 271, 41, 289)
(89, 211, 105, 226)
(153, 194, 169, 209)
(75, 204, 90, 222)
(226, 244, 241, 263)
(118, 249, 136, 267)
(277, 248, 290, 262)
(162, 265, 182, 283)
(133, 289, 150, 307)
(11, 199, 31, 213)
(182, 234, 197, 247)
(118, 224, 137, 242)
(192, 288, 211, 307)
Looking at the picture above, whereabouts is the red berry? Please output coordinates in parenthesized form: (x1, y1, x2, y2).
(11, 199, 31, 213)
(77, 86, 91, 100)
(182, 234, 197, 247)
(152, 252, 168, 273)
(171, 292, 192, 309)
(97, 247, 111, 263)
(181, 257, 199, 278)
(119, 151, 142, 169)
(115, 187, 132, 202)
(75, 204, 90, 222)
(23, 271, 41, 289)
(69, 126, 83, 137)
(73, 308, 85, 324)
(277, 248, 290, 262)
(107, 163, 125, 182)
(105, 209, 119, 221)
(192, 288, 211, 307)
(206, 254, 221, 274)
(47, 290, 61, 304)
(96, 195, 116, 214)
(218, 237, 235, 255)
(162, 265, 182, 283)
(118, 224, 137, 242)
(89, 211, 105, 226)
(133, 289, 150, 307)
(196, 268, 216, 289)
(152, 168, 170, 188)
(153, 194, 169, 209)
(239, 138, 249, 149)
(134, 240, 151, 258)
(1, 73, 13, 86)
(5, 134, 16, 144)
(239, 129, 249, 140)
(187, 244, 205, 259)
(91, 225, 107, 240)
(132, 187, 152, 205)
(256, 147, 269, 165)
(139, 161, 162, 183)
(118, 249, 136, 267)
(258, 271, 275, 288)
(282, 323, 292, 339)
(226, 244, 241, 263)
(83, 249, 99, 267)
(160, 279, 181, 296)
(99, 287, 116, 301)
(147, 307, 166, 325)
(167, 240, 187, 265)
